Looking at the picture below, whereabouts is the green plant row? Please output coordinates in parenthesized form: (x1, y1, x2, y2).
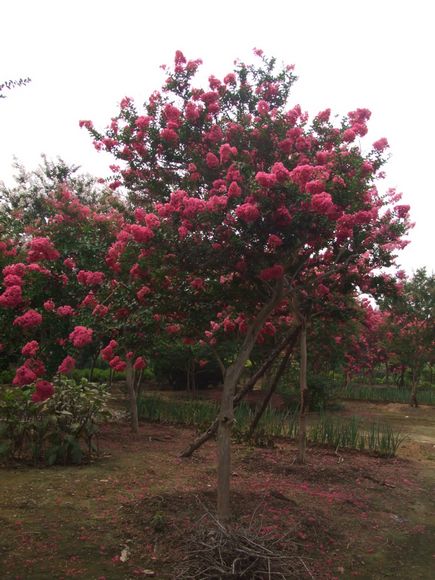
(334, 385, 435, 405)
(137, 396, 405, 457)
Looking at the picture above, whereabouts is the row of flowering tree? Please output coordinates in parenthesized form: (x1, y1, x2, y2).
(0, 51, 412, 521)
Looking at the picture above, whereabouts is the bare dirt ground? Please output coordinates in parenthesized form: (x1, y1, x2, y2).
(1, 410, 434, 579)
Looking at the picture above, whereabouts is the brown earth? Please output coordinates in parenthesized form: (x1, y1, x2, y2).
(1, 415, 434, 579)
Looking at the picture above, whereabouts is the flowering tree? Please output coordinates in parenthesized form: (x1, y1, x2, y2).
(0, 181, 121, 399)
(80, 50, 411, 520)
(378, 268, 434, 404)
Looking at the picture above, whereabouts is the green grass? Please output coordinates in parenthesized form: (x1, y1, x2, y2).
(137, 395, 405, 457)
(334, 385, 435, 405)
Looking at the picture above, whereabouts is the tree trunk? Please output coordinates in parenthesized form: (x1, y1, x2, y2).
(399, 366, 406, 388)
(297, 323, 308, 465)
(247, 332, 299, 438)
(410, 366, 418, 407)
(217, 280, 284, 522)
(385, 362, 389, 386)
(88, 350, 99, 382)
(126, 359, 139, 432)
(179, 325, 300, 458)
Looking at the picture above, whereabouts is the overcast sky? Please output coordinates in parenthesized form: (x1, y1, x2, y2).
(1, 0, 434, 273)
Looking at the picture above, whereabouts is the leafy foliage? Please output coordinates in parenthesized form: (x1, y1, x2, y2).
(0, 377, 110, 465)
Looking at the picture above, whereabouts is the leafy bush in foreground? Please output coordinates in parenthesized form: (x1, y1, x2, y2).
(0, 377, 110, 465)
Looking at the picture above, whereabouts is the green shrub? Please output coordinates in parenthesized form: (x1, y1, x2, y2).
(0, 369, 14, 385)
(0, 377, 110, 465)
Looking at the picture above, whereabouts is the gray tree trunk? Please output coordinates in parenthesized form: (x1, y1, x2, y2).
(217, 280, 284, 522)
(297, 323, 308, 464)
(126, 359, 139, 432)
(179, 327, 299, 458)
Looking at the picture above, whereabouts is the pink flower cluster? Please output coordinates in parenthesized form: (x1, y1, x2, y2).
(0, 285, 22, 308)
(13, 358, 46, 386)
(27, 237, 60, 262)
(259, 264, 285, 281)
(13, 309, 43, 329)
(21, 340, 39, 357)
(109, 355, 126, 372)
(133, 356, 147, 370)
(77, 270, 105, 286)
(235, 203, 260, 223)
(57, 305, 75, 316)
(69, 326, 93, 348)
(57, 355, 76, 375)
(31, 380, 54, 403)
(101, 340, 118, 361)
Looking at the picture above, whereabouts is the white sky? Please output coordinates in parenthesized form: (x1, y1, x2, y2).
(1, 0, 434, 273)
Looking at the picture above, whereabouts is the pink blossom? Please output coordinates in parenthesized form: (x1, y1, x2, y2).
(135, 115, 152, 129)
(0, 285, 23, 308)
(21, 341, 39, 357)
(267, 234, 283, 249)
(160, 128, 178, 144)
(13, 365, 37, 386)
(13, 309, 43, 329)
(219, 143, 237, 164)
(101, 340, 118, 361)
(69, 326, 93, 348)
(316, 109, 331, 123)
(130, 225, 155, 244)
(224, 73, 236, 85)
(57, 305, 75, 316)
(256, 100, 270, 115)
(43, 299, 55, 311)
(305, 179, 325, 195)
(235, 203, 260, 223)
(133, 356, 147, 370)
(93, 304, 109, 317)
(185, 102, 202, 122)
(228, 181, 242, 198)
(3, 263, 26, 277)
(32, 379, 54, 402)
(191, 278, 205, 290)
(58, 355, 76, 375)
(394, 204, 410, 218)
(271, 163, 290, 183)
(27, 237, 60, 262)
(137, 285, 152, 301)
(4, 274, 23, 287)
(77, 270, 105, 286)
(109, 356, 127, 372)
(373, 138, 389, 151)
(259, 264, 285, 281)
(63, 258, 76, 269)
(274, 207, 292, 226)
(255, 172, 277, 188)
(310, 192, 334, 214)
(342, 128, 356, 142)
(166, 324, 181, 334)
(80, 292, 97, 308)
(205, 152, 220, 168)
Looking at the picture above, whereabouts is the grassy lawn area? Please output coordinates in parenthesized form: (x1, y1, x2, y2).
(1, 415, 434, 579)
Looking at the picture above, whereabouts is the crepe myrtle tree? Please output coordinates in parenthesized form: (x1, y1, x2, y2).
(81, 50, 411, 520)
(378, 268, 434, 405)
(0, 185, 122, 398)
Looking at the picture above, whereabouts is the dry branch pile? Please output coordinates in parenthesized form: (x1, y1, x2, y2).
(175, 511, 313, 579)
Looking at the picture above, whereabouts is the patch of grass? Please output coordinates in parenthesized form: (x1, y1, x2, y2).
(137, 396, 405, 457)
(334, 385, 435, 405)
